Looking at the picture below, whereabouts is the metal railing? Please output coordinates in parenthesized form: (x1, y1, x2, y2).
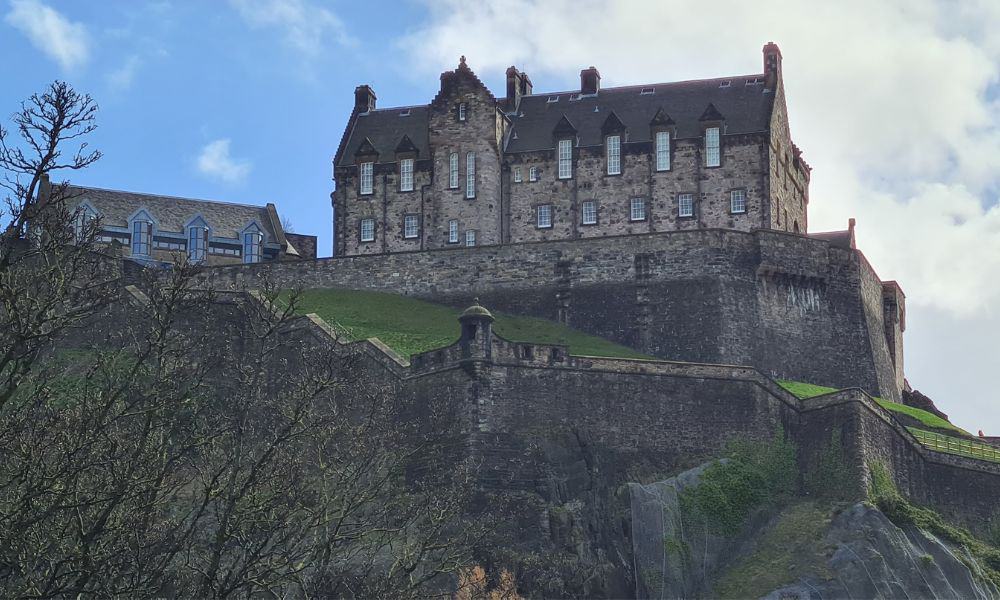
(907, 427, 1000, 464)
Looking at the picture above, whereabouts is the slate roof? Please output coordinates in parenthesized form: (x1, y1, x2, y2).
(336, 106, 430, 167)
(67, 185, 284, 243)
(335, 74, 774, 163)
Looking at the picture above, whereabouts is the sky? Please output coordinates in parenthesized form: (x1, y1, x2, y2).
(3, 0, 998, 433)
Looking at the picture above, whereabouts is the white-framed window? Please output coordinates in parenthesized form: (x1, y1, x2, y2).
(448, 219, 459, 243)
(458, 103, 467, 121)
(131, 220, 152, 256)
(537, 204, 552, 228)
(655, 131, 671, 171)
(403, 214, 419, 239)
(399, 158, 414, 191)
(513, 166, 522, 183)
(188, 226, 208, 262)
(465, 230, 476, 247)
(243, 230, 263, 264)
(360, 161, 374, 194)
(360, 218, 375, 242)
(449, 152, 459, 189)
(606, 135, 621, 175)
(705, 127, 720, 167)
(557, 139, 573, 179)
(466, 152, 476, 198)
(529, 166, 538, 182)
(678, 193, 694, 218)
(630, 198, 646, 221)
(582, 201, 597, 225)
(730, 189, 747, 213)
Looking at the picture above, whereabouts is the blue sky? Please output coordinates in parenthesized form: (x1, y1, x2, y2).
(4, 0, 1000, 433)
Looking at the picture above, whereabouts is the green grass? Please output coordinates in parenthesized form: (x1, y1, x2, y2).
(284, 288, 652, 360)
(777, 379, 971, 437)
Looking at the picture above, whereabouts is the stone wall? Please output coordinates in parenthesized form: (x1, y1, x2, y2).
(195, 227, 903, 401)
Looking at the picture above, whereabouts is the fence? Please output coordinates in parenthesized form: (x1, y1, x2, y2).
(907, 427, 1000, 464)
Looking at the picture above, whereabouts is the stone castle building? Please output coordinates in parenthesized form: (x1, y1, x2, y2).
(332, 43, 809, 256)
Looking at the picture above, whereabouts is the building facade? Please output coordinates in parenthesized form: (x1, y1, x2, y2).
(332, 43, 810, 256)
(55, 182, 316, 266)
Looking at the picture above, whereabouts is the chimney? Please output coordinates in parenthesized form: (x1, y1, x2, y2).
(354, 85, 376, 113)
(580, 66, 600, 95)
(505, 66, 533, 109)
(763, 42, 782, 90)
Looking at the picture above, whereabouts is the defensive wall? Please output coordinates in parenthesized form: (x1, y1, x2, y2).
(193, 227, 905, 401)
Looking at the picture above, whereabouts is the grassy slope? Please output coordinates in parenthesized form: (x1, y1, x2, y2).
(287, 288, 651, 360)
(777, 379, 971, 437)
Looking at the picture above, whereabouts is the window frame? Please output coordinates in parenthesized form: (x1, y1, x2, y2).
(188, 225, 208, 262)
(678, 193, 695, 218)
(581, 201, 597, 225)
(243, 230, 263, 264)
(528, 166, 539, 182)
(705, 127, 721, 168)
(513, 166, 522, 183)
(399, 158, 414, 192)
(458, 103, 467, 121)
(730, 189, 747, 214)
(557, 139, 573, 179)
(536, 204, 553, 229)
(403, 214, 420, 239)
(629, 197, 646, 222)
(465, 229, 476, 247)
(655, 130, 671, 171)
(359, 161, 374, 195)
(360, 218, 376, 243)
(606, 135, 621, 175)
(448, 152, 459, 189)
(465, 152, 476, 199)
(131, 219, 152, 256)
(448, 219, 459, 244)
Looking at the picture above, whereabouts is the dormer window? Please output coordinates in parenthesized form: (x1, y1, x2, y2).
(359, 161, 374, 194)
(458, 103, 467, 121)
(557, 139, 573, 179)
(187, 217, 209, 263)
(640, 87, 655, 95)
(129, 210, 153, 256)
(655, 131, 671, 171)
(243, 226, 263, 264)
(606, 135, 621, 175)
(399, 158, 414, 192)
(705, 127, 721, 167)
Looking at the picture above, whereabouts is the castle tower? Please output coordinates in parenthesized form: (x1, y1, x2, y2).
(458, 298, 494, 365)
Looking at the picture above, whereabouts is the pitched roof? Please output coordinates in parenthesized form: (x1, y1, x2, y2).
(336, 106, 430, 167)
(66, 185, 284, 242)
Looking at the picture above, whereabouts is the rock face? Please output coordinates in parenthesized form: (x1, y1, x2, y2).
(764, 503, 998, 600)
(902, 389, 950, 422)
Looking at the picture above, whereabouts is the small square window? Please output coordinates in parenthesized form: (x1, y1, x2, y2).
(529, 166, 538, 182)
(678, 193, 694, 218)
(537, 204, 552, 229)
(630, 198, 646, 221)
(513, 166, 522, 183)
(582, 201, 597, 225)
(731, 189, 747, 214)
(360, 218, 375, 242)
(403, 214, 419, 239)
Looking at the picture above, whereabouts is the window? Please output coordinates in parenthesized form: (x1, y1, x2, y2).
(557, 139, 573, 179)
(360, 161, 374, 194)
(630, 198, 646, 221)
(529, 166, 538, 182)
(360, 218, 375, 242)
(678, 193, 694, 218)
(404, 214, 419, 239)
(466, 152, 476, 198)
(513, 166, 522, 183)
(243, 231, 263, 264)
(582, 201, 597, 225)
(400, 158, 414, 191)
(705, 127, 720, 167)
(655, 131, 671, 171)
(448, 219, 459, 243)
(537, 204, 552, 228)
(731, 189, 747, 213)
(465, 230, 476, 247)
(131, 220, 151, 256)
(449, 153, 459, 189)
(73, 206, 95, 241)
(188, 226, 208, 262)
(458, 103, 467, 121)
(606, 135, 621, 175)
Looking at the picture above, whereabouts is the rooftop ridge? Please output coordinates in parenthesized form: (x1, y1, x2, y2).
(67, 184, 270, 211)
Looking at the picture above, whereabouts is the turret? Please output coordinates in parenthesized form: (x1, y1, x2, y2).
(458, 298, 494, 365)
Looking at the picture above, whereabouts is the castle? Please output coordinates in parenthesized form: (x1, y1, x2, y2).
(332, 43, 809, 256)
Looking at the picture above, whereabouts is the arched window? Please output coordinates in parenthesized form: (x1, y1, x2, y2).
(243, 225, 263, 264)
(186, 217, 209, 263)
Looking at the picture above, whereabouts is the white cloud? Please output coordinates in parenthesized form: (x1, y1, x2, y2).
(196, 139, 252, 184)
(229, 0, 355, 56)
(107, 55, 141, 91)
(401, 0, 1000, 431)
(5, 0, 90, 70)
